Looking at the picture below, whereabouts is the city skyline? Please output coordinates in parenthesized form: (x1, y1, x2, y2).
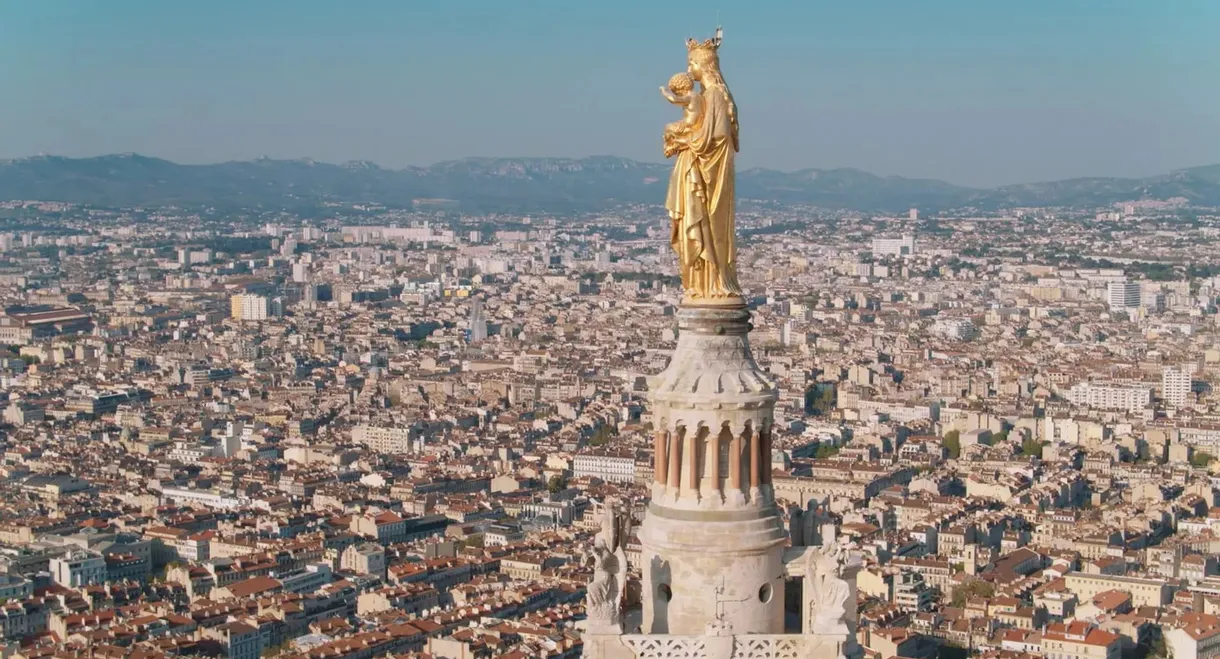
(2, 0, 1218, 187)
(1, 4, 1220, 659)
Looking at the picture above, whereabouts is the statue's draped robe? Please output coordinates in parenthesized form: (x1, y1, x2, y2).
(666, 83, 741, 298)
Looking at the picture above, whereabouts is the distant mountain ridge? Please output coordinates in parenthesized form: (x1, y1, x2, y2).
(2, 153, 1219, 213)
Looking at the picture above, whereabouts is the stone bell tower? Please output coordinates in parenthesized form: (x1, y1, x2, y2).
(636, 302, 787, 636)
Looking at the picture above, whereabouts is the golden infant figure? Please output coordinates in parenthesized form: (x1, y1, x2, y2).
(660, 72, 703, 158)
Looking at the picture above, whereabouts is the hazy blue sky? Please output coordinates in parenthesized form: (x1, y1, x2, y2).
(1, 0, 1217, 187)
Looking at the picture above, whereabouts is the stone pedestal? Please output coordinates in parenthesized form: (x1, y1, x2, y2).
(639, 302, 786, 636)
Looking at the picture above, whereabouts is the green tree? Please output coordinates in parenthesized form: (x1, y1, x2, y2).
(937, 644, 969, 659)
(1192, 451, 1214, 468)
(1021, 437, 1045, 457)
(950, 579, 995, 608)
(261, 641, 292, 658)
(589, 425, 613, 447)
(806, 385, 837, 415)
(815, 444, 840, 459)
(547, 474, 568, 494)
(1146, 634, 1169, 659)
(461, 534, 486, 549)
(943, 430, 961, 459)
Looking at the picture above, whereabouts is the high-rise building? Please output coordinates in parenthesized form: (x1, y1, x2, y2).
(292, 262, 309, 283)
(871, 234, 915, 257)
(1163, 367, 1192, 409)
(177, 247, 213, 265)
(230, 294, 269, 321)
(1107, 281, 1141, 312)
(468, 298, 488, 343)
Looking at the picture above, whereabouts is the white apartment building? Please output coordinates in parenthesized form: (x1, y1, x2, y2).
(893, 572, 934, 612)
(1165, 614, 1220, 659)
(932, 318, 978, 341)
(230, 294, 269, 321)
(277, 563, 332, 594)
(848, 396, 940, 424)
(340, 543, 387, 577)
(1106, 281, 1141, 312)
(177, 248, 213, 265)
(353, 424, 417, 454)
(1178, 426, 1220, 454)
(484, 524, 527, 547)
(167, 441, 213, 464)
(872, 234, 916, 257)
(1163, 367, 1193, 409)
(1067, 382, 1152, 413)
(572, 453, 637, 483)
(160, 487, 245, 510)
(50, 551, 106, 587)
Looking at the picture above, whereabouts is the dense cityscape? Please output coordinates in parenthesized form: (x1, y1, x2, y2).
(0, 191, 1214, 659)
(3, 0, 1220, 656)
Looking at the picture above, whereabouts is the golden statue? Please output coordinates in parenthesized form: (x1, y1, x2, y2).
(661, 30, 741, 303)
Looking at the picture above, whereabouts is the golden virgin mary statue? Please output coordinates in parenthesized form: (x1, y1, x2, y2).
(660, 30, 742, 303)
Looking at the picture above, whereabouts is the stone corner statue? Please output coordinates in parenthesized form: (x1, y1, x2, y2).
(661, 29, 742, 304)
(804, 536, 862, 636)
(584, 498, 631, 632)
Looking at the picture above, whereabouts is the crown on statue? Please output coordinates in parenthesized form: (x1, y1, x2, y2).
(686, 26, 723, 67)
(685, 36, 720, 54)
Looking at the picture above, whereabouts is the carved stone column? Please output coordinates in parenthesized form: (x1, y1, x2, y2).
(654, 430, 668, 486)
(682, 425, 701, 498)
(761, 428, 772, 486)
(667, 427, 684, 491)
(749, 426, 760, 491)
(729, 429, 743, 492)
